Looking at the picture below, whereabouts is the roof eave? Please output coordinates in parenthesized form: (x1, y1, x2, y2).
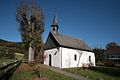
(60, 45, 93, 52)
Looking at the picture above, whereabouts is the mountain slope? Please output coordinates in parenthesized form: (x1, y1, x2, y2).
(0, 39, 22, 49)
(0, 39, 24, 53)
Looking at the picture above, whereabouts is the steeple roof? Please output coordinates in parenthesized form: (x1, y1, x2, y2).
(52, 14, 58, 26)
(51, 14, 59, 34)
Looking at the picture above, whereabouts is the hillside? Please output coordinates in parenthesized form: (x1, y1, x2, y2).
(0, 39, 24, 53)
(0, 39, 22, 49)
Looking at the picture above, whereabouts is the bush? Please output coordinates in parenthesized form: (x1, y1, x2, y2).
(102, 60, 115, 67)
(0, 48, 15, 59)
(96, 61, 104, 66)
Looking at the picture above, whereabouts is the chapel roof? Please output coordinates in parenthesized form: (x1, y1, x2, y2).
(51, 32, 92, 51)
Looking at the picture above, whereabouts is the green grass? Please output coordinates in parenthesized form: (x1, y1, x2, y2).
(11, 63, 77, 80)
(15, 52, 24, 60)
(0, 59, 17, 67)
(11, 69, 36, 80)
(10, 63, 37, 80)
(63, 66, 120, 80)
(0, 46, 7, 49)
(40, 66, 77, 80)
(0, 52, 24, 67)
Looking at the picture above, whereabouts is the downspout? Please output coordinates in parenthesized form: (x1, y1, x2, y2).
(77, 50, 82, 67)
(77, 53, 81, 67)
(61, 47, 62, 68)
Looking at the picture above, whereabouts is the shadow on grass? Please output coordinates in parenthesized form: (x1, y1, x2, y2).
(0, 61, 21, 80)
(89, 66, 120, 77)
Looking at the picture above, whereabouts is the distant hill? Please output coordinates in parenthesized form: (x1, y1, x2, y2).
(0, 39, 22, 49)
(0, 39, 8, 42)
(0, 39, 24, 53)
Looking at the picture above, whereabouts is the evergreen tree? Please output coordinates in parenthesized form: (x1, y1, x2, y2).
(93, 48, 105, 62)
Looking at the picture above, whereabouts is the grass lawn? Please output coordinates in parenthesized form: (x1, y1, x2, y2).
(63, 66, 120, 80)
(15, 52, 24, 60)
(11, 63, 77, 80)
(0, 52, 24, 67)
(10, 63, 36, 80)
(0, 59, 17, 67)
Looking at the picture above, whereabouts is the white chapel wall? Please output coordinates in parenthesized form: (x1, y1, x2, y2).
(44, 47, 95, 68)
(61, 47, 95, 68)
(44, 48, 61, 68)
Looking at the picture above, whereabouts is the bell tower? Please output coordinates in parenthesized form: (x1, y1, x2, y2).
(51, 14, 59, 34)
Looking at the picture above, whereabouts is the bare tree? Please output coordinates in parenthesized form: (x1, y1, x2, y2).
(16, 0, 44, 63)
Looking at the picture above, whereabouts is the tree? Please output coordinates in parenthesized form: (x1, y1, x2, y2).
(106, 42, 119, 48)
(16, 0, 44, 63)
(93, 48, 105, 62)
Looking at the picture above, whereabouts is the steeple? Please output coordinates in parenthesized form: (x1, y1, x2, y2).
(51, 14, 59, 34)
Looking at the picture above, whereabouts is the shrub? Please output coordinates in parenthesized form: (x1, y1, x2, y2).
(102, 60, 115, 67)
(0, 48, 15, 59)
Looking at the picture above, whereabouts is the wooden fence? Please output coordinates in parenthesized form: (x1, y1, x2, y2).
(0, 60, 22, 80)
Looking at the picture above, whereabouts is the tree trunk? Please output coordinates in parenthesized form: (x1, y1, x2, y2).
(28, 46, 34, 63)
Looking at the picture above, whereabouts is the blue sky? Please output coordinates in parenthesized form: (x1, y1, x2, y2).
(0, 0, 120, 48)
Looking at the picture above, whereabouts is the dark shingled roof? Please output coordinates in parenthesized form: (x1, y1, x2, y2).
(51, 32, 92, 51)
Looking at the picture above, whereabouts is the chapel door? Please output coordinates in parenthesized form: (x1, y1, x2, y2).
(49, 54, 52, 66)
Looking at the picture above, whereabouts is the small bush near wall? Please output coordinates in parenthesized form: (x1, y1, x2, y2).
(102, 60, 115, 67)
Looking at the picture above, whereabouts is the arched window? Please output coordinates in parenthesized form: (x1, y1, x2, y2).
(89, 56, 91, 62)
(74, 54, 77, 61)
